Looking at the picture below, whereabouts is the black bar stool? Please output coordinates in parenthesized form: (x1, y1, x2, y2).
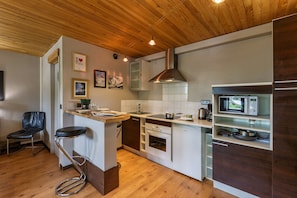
(55, 126, 87, 196)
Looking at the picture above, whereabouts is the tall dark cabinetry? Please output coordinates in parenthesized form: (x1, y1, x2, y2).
(273, 14, 297, 197)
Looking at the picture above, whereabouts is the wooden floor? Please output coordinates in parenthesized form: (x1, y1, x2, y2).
(0, 148, 236, 198)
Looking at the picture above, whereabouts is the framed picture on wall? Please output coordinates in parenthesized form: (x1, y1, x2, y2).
(72, 78, 88, 98)
(108, 75, 123, 89)
(73, 52, 87, 72)
(94, 70, 106, 88)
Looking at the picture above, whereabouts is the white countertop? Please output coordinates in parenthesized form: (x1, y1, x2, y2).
(129, 113, 212, 128)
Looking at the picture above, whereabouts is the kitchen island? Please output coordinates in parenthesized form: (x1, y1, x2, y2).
(64, 110, 130, 195)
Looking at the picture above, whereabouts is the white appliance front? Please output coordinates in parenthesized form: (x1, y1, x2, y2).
(145, 129, 172, 168)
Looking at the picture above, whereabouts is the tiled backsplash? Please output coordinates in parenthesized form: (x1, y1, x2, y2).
(162, 82, 188, 101)
(121, 83, 210, 119)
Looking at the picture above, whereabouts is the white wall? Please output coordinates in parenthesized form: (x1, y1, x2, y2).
(139, 23, 273, 102)
(41, 36, 139, 151)
(0, 50, 40, 141)
(61, 36, 138, 111)
(183, 33, 273, 101)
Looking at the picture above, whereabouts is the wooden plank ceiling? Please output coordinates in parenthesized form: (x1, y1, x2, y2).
(0, 0, 296, 58)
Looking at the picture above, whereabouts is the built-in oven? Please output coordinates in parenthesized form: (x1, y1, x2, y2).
(145, 119, 172, 168)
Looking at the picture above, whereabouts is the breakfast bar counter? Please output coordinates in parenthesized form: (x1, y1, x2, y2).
(64, 110, 130, 195)
(65, 110, 130, 123)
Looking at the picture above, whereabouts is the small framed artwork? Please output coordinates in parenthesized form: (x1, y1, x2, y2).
(72, 78, 88, 98)
(94, 70, 106, 88)
(73, 52, 87, 72)
(108, 75, 123, 89)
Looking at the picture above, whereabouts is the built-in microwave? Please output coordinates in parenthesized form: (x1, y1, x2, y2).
(219, 96, 258, 116)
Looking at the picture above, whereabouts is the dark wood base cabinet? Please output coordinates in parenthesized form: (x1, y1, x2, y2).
(273, 90, 297, 198)
(122, 117, 140, 151)
(213, 141, 272, 198)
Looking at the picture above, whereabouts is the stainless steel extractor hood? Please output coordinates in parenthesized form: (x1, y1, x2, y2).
(149, 48, 187, 83)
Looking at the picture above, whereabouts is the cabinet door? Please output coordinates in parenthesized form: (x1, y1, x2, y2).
(213, 141, 272, 198)
(122, 117, 140, 150)
(273, 14, 297, 81)
(130, 61, 141, 90)
(273, 90, 297, 197)
(172, 125, 203, 181)
(130, 60, 150, 91)
(273, 14, 297, 197)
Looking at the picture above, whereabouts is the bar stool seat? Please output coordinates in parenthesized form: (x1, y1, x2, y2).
(56, 126, 86, 137)
(55, 126, 87, 197)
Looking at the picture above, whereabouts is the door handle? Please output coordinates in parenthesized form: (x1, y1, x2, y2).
(274, 87, 297, 91)
(132, 118, 139, 121)
(213, 141, 228, 147)
(275, 80, 297, 84)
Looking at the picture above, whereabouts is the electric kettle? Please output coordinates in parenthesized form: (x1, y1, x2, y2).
(198, 108, 207, 120)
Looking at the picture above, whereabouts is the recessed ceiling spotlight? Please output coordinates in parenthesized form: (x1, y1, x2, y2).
(212, 0, 225, 3)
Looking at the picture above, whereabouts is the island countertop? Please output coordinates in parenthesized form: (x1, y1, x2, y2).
(65, 110, 130, 123)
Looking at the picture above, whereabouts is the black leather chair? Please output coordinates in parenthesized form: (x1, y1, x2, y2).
(7, 111, 45, 155)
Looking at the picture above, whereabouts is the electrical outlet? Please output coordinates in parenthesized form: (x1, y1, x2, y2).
(200, 99, 211, 105)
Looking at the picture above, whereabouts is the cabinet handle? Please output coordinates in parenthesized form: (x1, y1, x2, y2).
(132, 118, 140, 121)
(274, 87, 297, 91)
(275, 80, 297, 84)
(213, 141, 228, 147)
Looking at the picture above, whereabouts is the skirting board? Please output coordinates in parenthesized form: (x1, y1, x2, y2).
(214, 180, 259, 198)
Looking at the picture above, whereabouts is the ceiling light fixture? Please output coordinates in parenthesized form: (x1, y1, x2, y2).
(148, 0, 186, 47)
(148, 25, 156, 46)
(212, 0, 225, 3)
(123, 56, 128, 62)
(148, 36, 156, 46)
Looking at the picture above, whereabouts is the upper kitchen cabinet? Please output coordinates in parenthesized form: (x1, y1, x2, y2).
(273, 14, 297, 81)
(130, 60, 151, 91)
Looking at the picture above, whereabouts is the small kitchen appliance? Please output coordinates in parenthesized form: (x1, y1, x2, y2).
(219, 95, 258, 116)
(198, 108, 207, 120)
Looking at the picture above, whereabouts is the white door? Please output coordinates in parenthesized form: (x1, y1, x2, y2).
(52, 60, 63, 155)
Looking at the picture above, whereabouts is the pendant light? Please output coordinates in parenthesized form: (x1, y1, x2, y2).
(123, 56, 128, 62)
(149, 36, 156, 46)
(148, 25, 156, 46)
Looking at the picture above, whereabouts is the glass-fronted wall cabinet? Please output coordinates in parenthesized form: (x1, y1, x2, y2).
(130, 60, 150, 91)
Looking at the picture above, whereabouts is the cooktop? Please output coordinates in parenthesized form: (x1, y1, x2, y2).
(147, 114, 180, 120)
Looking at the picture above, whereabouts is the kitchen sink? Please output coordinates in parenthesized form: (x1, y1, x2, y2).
(129, 112, 151, 115)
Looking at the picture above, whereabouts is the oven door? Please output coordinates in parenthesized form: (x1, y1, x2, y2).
(145, 129, 171, 161)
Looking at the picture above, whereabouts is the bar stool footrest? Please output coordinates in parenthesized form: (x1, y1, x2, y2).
(55, 176, 86, 197)
(73, 155, 86, 166)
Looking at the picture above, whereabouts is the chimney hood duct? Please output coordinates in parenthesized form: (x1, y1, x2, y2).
(149, 48, 187, 83)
